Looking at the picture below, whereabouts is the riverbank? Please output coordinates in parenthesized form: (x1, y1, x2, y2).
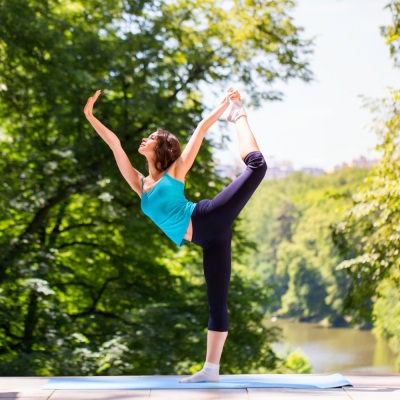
(268, 319, 397, 373)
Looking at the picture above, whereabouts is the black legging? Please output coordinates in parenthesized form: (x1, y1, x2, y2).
(190, 151, 267, 331)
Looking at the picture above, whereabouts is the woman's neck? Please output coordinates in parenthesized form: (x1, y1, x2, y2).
(147, 162, 164, 181)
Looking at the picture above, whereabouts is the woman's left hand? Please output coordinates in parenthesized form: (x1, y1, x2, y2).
(84, 90, 101, 119)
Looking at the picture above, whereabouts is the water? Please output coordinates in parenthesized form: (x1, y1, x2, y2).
(269, 319, 398, 373)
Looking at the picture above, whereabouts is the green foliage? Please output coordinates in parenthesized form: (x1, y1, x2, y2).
(382, 1, 400, 67)
(239, 167, 369, 325)
(373, 280, 400, 370)
(0, 0, 312, 375)
(277, 350, 312, 374)
(333, 91, 400, 362)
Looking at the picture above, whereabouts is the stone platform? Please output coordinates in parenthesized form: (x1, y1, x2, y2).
(0, 374, 399, 399)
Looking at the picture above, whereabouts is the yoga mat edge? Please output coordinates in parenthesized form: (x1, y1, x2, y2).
(43, 373, 352, 390)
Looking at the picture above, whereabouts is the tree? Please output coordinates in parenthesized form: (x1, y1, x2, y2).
(0, 0, 312, 375)
(330, 1, 400, 368)
(334, 92, 400, 365)
(382, 1, 400, 67)
(240, 167, 368, 323)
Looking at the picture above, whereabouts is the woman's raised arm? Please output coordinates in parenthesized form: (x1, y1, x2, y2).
(84, 90, 143, 197)
(172, 88, 240, 179)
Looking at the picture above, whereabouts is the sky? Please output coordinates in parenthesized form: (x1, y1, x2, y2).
(214, 0, 400, 171)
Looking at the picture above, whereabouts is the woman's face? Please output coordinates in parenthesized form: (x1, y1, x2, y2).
(138, 132, 158, 156)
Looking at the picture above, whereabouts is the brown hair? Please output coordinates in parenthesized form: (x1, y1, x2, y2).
(152, 128, 182, 171)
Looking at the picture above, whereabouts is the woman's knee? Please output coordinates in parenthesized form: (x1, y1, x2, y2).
(244, 151, 267, 170)
(244, 151, 268, 174)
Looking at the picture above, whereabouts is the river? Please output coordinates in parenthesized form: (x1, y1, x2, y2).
(268, 319, 397, 373)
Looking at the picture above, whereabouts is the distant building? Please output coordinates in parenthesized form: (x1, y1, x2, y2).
(333, 155, 376, 172)
(265, 160, 295, 180)
(300, 167, 325, 177)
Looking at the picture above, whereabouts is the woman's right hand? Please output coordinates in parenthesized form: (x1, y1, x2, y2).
(84, 90, 101, 119)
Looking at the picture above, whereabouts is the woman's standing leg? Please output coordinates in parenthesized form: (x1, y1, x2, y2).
(206, 331, 228, 364)
(180, 229, 231, 383)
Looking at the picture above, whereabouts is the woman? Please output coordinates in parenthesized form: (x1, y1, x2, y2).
(84, 88, 267, 383)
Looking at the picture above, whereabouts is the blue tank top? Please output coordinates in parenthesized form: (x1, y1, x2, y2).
(140, 171, 196, 246)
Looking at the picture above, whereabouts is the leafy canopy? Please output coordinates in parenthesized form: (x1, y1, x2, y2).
(0, 0, 312, 375)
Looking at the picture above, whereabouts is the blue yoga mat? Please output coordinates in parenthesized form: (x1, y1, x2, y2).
(43, 373, 352, 390)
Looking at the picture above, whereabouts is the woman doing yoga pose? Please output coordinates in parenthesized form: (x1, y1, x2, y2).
(84, 87, 267, 383)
